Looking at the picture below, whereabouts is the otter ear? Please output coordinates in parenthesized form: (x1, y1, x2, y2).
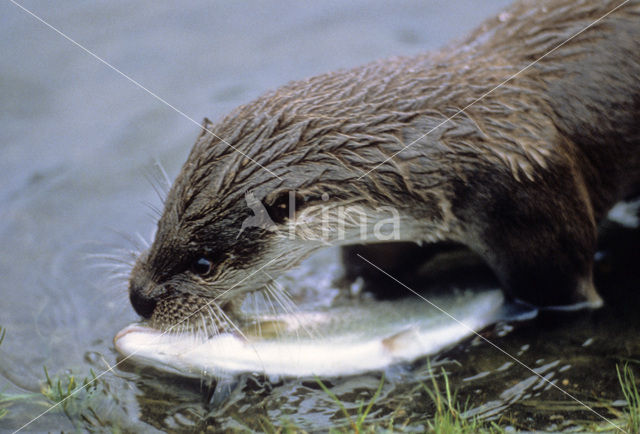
(263, 190, 304, 224)
(196, 118, 214, 140)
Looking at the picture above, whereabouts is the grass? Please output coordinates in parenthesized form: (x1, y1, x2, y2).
(580, 363, 640, 433)
(617, 363, 640, 433)
(422, 366, 504, 434)
(315, 374, 386, 433)
(41, 365, 98, 411)
(311, 367, 504, 433)
(310, 363, 639, 433)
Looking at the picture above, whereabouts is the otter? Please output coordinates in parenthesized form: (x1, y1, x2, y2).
(128, 0, 640, 333)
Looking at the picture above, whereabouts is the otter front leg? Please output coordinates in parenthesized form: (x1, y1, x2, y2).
(486, 232, 603, 309)
(458, 170, 604, 309)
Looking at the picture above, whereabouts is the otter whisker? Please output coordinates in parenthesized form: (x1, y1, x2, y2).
(144, 162, 171, 206)
(198, 313, 211, 342)
(147, 158, 172, 201)
(254, 295, 263, 339)
(260, 287, 290, 338)
(264, 283, 294, 317)
(102, 273, 130, 284)
(86, 263, 133, 275)
(262, 271, 319, 340)
(185, 317, 195, 339)
(261, 288, 280, 320)
(215, 305, 250, 343)
(269, 285, 300, 318)
(245, 292, 264, 338)
(265, 284, 295, 340)
(204, 304, 223, 338)
(107, 269, 133, 277)
(142, 201, 163, 218)
(264, 284, 287, 314)
(277, 291, 317, 338)
(183, 321, 193, 340)
(85, 252, 137, 265)
(84, 247, 137, 300)
(194, 314, 204, 340)
(104, 228, 148, 256)
(88, 260, 132, 269)
(265, 282, 319, 341)
(179, 322, 189, 340)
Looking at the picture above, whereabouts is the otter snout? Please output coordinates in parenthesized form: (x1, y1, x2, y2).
(129, 254, 169, 319)
(129, 284, 157, 319)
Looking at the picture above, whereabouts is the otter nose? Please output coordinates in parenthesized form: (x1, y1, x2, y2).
(129, 286, 157, 319)
(129, 269, 167, 319)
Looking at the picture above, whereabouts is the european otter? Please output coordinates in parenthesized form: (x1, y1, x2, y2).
(128, 0, 640, 333)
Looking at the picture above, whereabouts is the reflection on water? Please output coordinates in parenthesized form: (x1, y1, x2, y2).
(1, 0, 638, 431)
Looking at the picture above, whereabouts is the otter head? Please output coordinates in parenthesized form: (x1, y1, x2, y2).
(127, 127, 309, 331)
(127, 106, 395, 333)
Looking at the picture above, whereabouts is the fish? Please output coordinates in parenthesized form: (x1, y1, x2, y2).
(114, 287, 515, 378)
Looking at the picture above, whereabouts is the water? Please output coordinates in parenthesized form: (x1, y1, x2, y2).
(1, 1, 638, 431)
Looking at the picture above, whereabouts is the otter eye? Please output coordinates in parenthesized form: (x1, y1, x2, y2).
(192, 257, 213, 276)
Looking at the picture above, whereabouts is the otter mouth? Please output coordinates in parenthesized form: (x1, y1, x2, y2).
(115, 243, 535, 377)
(148, 295, 237, 338)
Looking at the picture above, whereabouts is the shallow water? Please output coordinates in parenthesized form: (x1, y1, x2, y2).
(1, 1, 638, 432)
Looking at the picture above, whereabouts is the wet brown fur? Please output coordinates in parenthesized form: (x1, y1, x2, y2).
(129, 0, 640, 328)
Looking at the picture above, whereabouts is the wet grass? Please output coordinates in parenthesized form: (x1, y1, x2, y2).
(306, 368, 505, 433)
(617, 363, 640, 433)
(38, 365, 120, 430)
(41, 365, 98, 412)
(422, 367, 504, 433)
(315, 375, 386, 433)
(305, 364, 640, 433)
(572, 363, 640, 433)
